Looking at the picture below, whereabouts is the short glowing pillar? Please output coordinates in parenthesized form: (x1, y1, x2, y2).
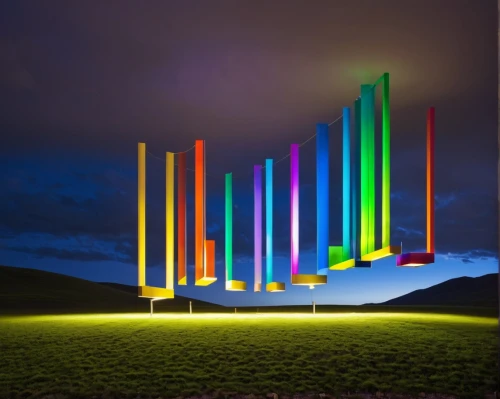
(166, 151, 174, 290)
(254, 165, 262, 292)
(138, 143, 146, 287)
(316, 124, 329, 275)
(177, 152, 187, 285)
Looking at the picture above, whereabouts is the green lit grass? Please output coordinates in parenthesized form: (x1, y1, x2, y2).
(0, 312, 497, 398)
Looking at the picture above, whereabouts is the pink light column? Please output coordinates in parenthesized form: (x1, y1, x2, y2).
(290, 144, 299, 275)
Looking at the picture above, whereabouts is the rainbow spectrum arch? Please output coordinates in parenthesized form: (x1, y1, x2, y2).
(137, 73, 436, 300)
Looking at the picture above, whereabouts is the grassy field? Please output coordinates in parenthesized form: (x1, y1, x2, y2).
(0, 312, 497, 399)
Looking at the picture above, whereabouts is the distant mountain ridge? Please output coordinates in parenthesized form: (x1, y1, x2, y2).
(365, 273, 498, 308)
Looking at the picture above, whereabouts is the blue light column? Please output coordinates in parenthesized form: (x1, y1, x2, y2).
(265, 159, 273, 285)
(316, 124, 329, 275)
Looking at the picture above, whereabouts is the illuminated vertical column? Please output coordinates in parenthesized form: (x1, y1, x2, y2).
(352, 99, 361, 259)
(360, 84, 375, 255)
(225, 173, 233, 282)
(382, 72, 391, 248)
(205, 240, 215, 278)
(177, 152, 187, 285)
(138, 143, 146, 286)
(342, 107, 351, 261)
(316, 124, 329, 275)
(254, 165, 262, 292)
(290, 144, 299, 276)
(195, 140, 205, 283)
(265, 159, 273, 285)
(427, 107, 435, 253)
(166, 152, 175, 290)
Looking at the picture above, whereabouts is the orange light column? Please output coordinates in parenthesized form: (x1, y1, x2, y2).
(177, 152, 187, 285)
(194, 139, 217, 286)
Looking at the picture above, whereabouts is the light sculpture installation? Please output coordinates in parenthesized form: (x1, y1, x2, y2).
(265, 159, 286, 292)
(290, 143, 327, 286)
(137, 142, 174, 299)
(225, 173, 247, 290)
(136, 72, 437, 300)
(396, 107, 436, 267)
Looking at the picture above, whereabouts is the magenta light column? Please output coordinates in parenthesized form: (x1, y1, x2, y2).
(290, 144, 299, 276)
(254, 165, 262, 292)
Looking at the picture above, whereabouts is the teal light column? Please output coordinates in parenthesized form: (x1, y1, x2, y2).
(265, 159, 273, 285)
(225, 173, 233, 281)
(316, 124, 329, 275)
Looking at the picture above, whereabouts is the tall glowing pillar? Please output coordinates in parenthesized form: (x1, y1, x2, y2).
(342, 107, 351, 261)
(138, 143, 146, 287)
(382, 72, 391, 248)
(396, 107, 435, 267)
(177, 152, 187, 285)
(426, 107, 435, 254)
(136, 142, 174, 299)
(316, 124, 329, 275)
(195, 140, 205, 284)
(291, 144, 327, 285)
(360, 84, 375, 255)
(166, 152, 174, 290)
(265, 159, 285, 292)
(254, 165, 262, 292)
(290, 144, 299, 276)
(266, 159, 273, 286)
(226, 173, 247, 291)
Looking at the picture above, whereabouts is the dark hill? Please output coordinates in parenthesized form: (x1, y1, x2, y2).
(0, 265, 223, 314)
(99, 282, 219, 308)
(366, 273, 498, 307)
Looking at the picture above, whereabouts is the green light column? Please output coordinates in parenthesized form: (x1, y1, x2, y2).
(225, 173, 233, 281)
(382, 72, 390, 248)
(353, 98, 361, 260)
(360, 84, 375, 255)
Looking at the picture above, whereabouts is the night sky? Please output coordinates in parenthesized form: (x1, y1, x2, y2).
(0, 0, 497, 306)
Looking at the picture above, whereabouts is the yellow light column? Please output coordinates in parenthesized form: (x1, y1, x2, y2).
(166, 152, 174, 290)
(138, 143, 146, 287)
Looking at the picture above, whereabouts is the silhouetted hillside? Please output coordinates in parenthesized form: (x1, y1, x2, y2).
(0, 266, 223, 314)
(99, 282, 220, 308)
(366, 274, 498, 307)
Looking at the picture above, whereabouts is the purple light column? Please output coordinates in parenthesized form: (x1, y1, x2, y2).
(290, 144, 299, 276)
(254, 165, 262, 292)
